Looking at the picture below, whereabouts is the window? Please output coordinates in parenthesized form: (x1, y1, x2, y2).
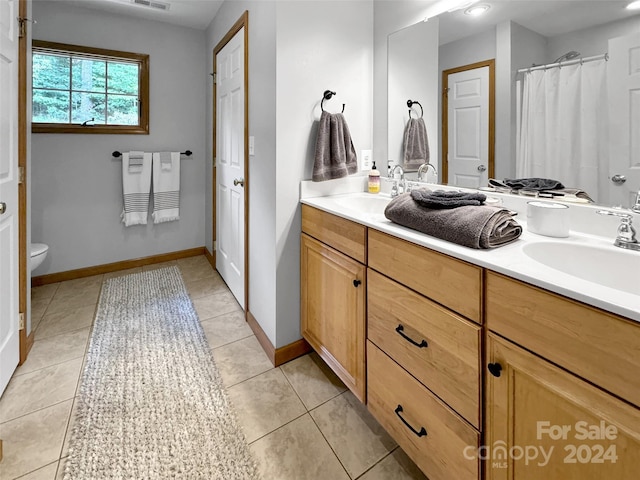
(32, 41, 149, 134)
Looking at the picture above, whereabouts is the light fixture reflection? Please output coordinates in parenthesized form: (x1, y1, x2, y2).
(464, 4, 491, 16)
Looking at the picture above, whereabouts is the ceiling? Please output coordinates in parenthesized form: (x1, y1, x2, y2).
(438, 1, 639, 45)
(50, 0, 224, 30)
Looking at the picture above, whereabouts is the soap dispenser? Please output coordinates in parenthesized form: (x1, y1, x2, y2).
(368, 161, 380, 194)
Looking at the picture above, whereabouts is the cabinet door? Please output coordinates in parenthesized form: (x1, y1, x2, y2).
(486, 334, 640, 480)
(301, 233, 366, 402)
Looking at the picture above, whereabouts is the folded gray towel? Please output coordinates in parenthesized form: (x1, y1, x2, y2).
(411, 189, 486, 209)
(402, 117, 429, 172)
(504, 178, 564, 191)
(159, 151, 172, 171)
(385, 193, 522, 249)
(312, 111, 358, 182)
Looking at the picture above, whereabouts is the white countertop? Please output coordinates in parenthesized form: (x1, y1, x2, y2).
(301, 190, 640, 323)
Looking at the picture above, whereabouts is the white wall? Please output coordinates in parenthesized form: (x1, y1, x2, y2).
(275, 0, 374, 347)
(31, 1, 207, 275)
(205, 1, 278, 344)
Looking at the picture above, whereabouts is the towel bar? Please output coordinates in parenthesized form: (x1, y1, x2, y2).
(112, 150, 193, 158)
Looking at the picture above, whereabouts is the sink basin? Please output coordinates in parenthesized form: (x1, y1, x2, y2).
(332, 195, 391, 215)
(522, 242, 640, 295)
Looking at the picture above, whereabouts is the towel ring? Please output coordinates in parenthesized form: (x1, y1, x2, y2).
(407, 100, 423, 119)
(321, 90, 345, 113)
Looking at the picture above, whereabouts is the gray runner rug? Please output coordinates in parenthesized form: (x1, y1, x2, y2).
(64, 266, 259, 479)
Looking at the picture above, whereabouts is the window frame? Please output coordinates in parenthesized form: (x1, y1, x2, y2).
(32, 40, 149, 134)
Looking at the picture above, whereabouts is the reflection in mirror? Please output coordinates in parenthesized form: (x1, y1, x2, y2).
(387, 1, 640, 207)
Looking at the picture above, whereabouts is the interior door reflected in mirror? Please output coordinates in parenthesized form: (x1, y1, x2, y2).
(386, 1, 640, 207)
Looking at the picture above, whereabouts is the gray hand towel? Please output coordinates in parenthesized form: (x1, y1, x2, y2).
(312, 111, 358, 182)
(411, 188, 486, 209)
(402, 117, 429, 172)
(504, 178, 564, 191)
(159, 151, 173, 172)
(384, 193, 522, 249)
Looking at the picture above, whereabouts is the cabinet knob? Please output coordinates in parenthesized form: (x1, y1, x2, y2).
(488, 362, 503, 377)
(353, 279, 361, 287)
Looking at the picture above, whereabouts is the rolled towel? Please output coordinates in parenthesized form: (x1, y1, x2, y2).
(385, 193, 522, 249)
(411, 188, 486, 209)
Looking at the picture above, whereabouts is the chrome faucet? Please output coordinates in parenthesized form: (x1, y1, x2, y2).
(596, 210, 640, 251)
(417, 162, 437, 183)
(389, 165, 405, 197)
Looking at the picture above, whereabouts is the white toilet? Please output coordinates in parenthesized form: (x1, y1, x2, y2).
(30, 243, 49, 272)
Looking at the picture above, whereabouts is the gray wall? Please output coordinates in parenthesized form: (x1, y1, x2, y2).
(31, 1, 207, 275)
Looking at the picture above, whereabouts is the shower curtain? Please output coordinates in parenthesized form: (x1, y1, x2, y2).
(516, 59, 608, 201)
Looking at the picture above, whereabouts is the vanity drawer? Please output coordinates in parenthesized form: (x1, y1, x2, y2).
(367, 342, 480, 480)
(368, 269, 481, 428)
(368, 229, 482, 322)
(486, 271, 640, 407)
(302, 205, 366, 263)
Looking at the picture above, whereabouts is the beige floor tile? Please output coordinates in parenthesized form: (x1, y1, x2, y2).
(60, 397, 79, 458)
(103, 267, 143, 280)
(55, 458, 66, 480)
(44, 290, 99, 317)
(212, 336, 273, 387)
(179, 263, 218, 283)
(184, 274, 227, 300)
(31, 284, 59, 302)
(280, 352, 347, 410)
(192, 290, 242, 321)
(359, 448, 427, 480)
(35, 304, 96, 340)
(228, 369, 306, 443)
(250, 414, 349, 480)
(14, 461, 59, 480)
(30, 298, 51, 325)
(142, 260, 177, 271)
(0, 400, 72, 479)
(0, 359, 82, 423)
(310, 391, 397, 478)
(176, 255, 209, 268)
(53, 276, 103, 299)
(15, 328, 90, 377)
(201, 310, 253, 349)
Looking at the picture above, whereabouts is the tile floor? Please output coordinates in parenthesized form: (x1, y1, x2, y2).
(0, 256, 426, 480)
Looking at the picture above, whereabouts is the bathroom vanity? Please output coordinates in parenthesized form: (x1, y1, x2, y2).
(300, 192, 640, 480)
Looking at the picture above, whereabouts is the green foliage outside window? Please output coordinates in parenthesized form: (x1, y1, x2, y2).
(32, 42, 148, 133)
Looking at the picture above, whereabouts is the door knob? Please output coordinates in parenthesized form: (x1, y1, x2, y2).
(0, 202, 6, 215)
(611, 175, 626, 185)
(477, 165, 487, 172)
(233, 178, 245, 187)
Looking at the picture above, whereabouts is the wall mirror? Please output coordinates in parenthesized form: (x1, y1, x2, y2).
(387, 0, 640, 207)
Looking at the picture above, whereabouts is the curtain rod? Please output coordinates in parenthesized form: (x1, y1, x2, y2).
(517, 53, 608, 74)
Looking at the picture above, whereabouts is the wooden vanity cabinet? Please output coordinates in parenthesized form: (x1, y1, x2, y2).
(486, 333, 640, 480)
(301, 206, 366, 402)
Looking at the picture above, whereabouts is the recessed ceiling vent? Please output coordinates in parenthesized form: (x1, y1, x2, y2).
(131, 0, 171, 11)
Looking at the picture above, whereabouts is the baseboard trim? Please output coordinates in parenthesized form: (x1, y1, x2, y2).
(246, 310, 310, 367)
(204, 247, 215, 269)
(31, 247, 206, 286)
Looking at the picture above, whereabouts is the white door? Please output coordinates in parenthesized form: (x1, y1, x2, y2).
(447, 66, 489, 188)
(216, 28, 245, 309)
(608, 32, 640, 208)
(0, 0, 20, 396)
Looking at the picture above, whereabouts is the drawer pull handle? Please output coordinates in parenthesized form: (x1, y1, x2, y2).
(353, 279, 362, 287)
(488, 362, 503, 377)
(395, 325, 428, 348)
(394, 405, 427, 437)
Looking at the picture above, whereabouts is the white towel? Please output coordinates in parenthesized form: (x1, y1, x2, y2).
(121, 152, 152, 226)
(152, 152, 180, 224)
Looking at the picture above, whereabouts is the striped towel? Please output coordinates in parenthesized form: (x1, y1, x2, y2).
(121, 152, 152, 226)
(152, 152, 180, 223)
(128, 150, 144, 172)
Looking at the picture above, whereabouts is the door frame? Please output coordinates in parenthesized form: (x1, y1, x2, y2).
(18, 0, 30, 363)
(212, 11, 249, 312)
(442, 59, 495, 185)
